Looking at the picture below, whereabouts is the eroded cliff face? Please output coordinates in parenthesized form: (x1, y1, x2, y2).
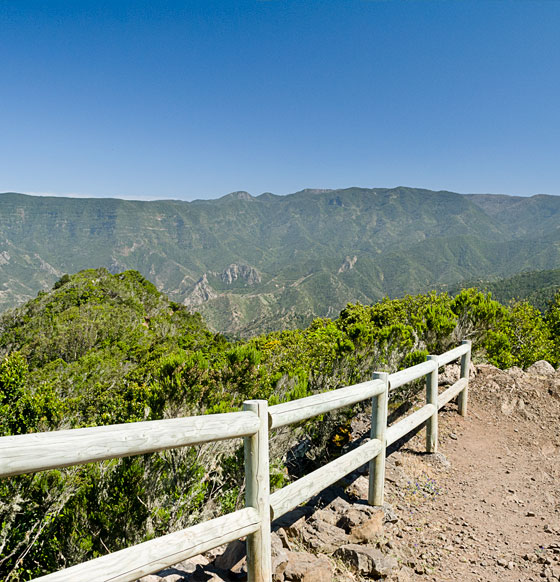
(220, 263, 261, 285)
(338, 255, 358, 273)
(182, 264, 261, 310)
(185, 273, 217, 305)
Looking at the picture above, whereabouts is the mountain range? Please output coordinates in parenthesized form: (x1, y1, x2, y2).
(1, 187, 559, 335)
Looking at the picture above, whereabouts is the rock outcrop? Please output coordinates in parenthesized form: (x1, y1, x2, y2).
(221, 263, 261, 285)
(526, 359, 556, 377)
(338, 255, 358, 273)
(184, 274, 218, 305)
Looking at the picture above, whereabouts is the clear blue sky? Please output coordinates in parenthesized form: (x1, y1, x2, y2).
(1, 1, 559, 200)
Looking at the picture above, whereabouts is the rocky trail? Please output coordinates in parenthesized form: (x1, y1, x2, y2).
(382, 360, 560, 581)
(140, 361, 560, 582)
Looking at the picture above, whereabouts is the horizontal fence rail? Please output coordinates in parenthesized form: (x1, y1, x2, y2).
(386, 403, 437, 447)
(436, 342, 470, 367)
(438, 377, 468, 409)
(0, 340, 471, 582)
(388, 359, 437, 391)
(269, 378, 386, 429)
(34, 508, 261, 582)
(270, 438, 384, 520)
(0, 411, 260, 479)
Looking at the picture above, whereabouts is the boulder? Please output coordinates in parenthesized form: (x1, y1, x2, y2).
(507, 366, 525, 379)
(337, 506, 376, 531)
(271, 531, 290, 581)
(345, 475, 369, 500)
(178, 554, 210, 572)
(334, 544, 398, 578)
(324, 495, 352, 515)
(383, 502, 399, 524)
(300, 518, 349, 553)
(138, 555, 210, 581)
(282, 551, 334, 582)
(348, 511, 384, 543)
(311, 508, 339, 526)
(337, 504, 384, 541)
(439, 361, 476, 384)
(275, 527, 293, 550)
(526, 360, 556, 377)
(273, 506, 314, 535)
(214, 539, 245, 570)
(439, 363, 460, 385)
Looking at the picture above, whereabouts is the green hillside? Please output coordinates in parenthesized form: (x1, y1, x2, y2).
(0, 270, 268, 580)
(1, 187, 560, 335)
(450, 268, 560, 312)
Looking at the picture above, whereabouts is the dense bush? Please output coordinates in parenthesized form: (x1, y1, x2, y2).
(0, 269, 558, 579)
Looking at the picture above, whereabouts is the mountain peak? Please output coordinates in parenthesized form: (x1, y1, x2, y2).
(221, 191, 254, 201)
(298, 188, 334, 195)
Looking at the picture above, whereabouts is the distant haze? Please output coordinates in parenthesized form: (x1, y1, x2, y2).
(9, 186, 558, 203)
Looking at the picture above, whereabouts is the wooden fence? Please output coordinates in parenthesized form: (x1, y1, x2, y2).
(0, 340, 471, 582)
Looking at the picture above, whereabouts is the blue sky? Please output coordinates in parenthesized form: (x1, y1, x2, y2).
(1, 1, 559, 200)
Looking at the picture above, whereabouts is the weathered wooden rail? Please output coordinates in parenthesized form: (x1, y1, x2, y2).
(0, 341, 471, 582)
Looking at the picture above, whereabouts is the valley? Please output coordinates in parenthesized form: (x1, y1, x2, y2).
(1, 187, 559, 336)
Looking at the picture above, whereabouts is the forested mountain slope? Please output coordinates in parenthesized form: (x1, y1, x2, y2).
(450, 268, 560, 312)
(1, 187, 559, 335)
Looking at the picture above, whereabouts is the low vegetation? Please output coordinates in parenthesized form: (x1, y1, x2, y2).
(0, 269, 558, 580)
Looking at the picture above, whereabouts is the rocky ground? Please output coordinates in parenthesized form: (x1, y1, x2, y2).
(140, 360, 560, 582)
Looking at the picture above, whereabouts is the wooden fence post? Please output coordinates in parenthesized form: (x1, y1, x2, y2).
(369, 372, 388, 506)
(458, 340, 471, 417)
(426, 355, 438, 453)
(243, 400, 272, 582)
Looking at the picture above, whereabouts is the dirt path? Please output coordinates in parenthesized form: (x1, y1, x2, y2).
(384, 364, 560, 582)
